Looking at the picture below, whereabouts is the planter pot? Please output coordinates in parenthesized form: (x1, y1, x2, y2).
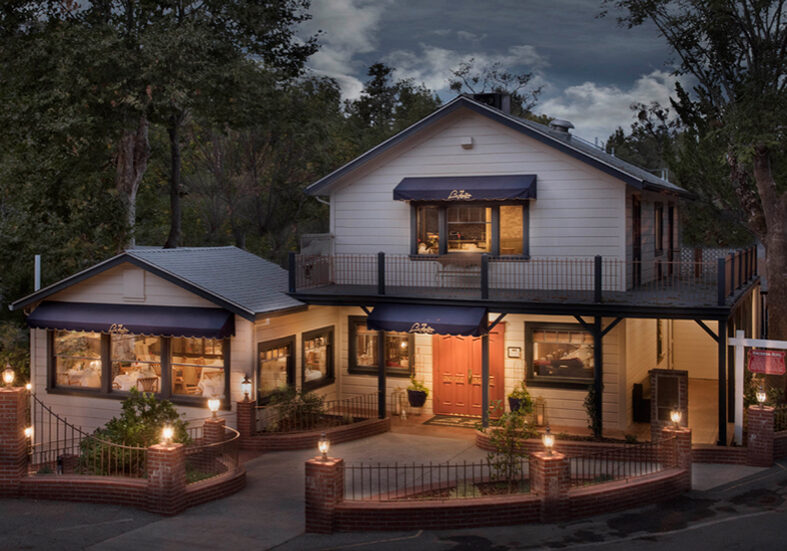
(407, 389, 428, 408)
(508, 397, 528, 413)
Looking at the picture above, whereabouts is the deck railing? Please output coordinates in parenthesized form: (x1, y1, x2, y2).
(255, 392, 377, 434)
(289, 246, 757, 306)
(344, 459, 530, 501)
(568, 439, 664, 487)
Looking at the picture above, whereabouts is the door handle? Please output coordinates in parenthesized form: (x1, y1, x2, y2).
(468, 369, 473, 384)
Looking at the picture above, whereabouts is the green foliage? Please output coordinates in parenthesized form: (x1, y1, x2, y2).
(507, 381, 534, 414)
(483, 402, 536, 492)
(0, 322, 30, 380)
(267, 387, 326, 431)
(743, 371, 784, 409)
(448, 58, 542, 118)
(407, 376, 429, 396)
(584, 384, 602, 438)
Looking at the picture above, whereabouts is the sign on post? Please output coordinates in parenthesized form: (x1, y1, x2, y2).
(747, 349, 786, 375)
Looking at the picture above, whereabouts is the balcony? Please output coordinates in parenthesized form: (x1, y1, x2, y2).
(288, 247, 758, 310)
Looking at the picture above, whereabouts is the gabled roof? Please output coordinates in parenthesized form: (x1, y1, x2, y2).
(9, 246, 304, 321)
(306, 95, 691, 198)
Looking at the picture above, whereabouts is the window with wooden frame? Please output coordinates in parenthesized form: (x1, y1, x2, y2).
(654, 202, 664, 256)
(301, 326, 335, 391)
(257, 335, 295, 404)
(348, 316, 414, 377)
(525, 322, 594, 388)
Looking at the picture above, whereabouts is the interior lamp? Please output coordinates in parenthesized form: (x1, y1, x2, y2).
(757, 389, 767, 409)
(161, 425, 174, 445)
(670, 409, 682, 428)
(318, 432, 330, 460)
(2, 364, 14, 386)
(241, 374, 252, 402)
(208, 398, 221, 418)
(542, 426, 554, 456)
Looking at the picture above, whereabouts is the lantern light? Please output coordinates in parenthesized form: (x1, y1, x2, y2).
(24, 426, 33, 439)
(542, 426, 554, 456)
(25, 382, 32, 392)
(208, 398, 221, 418)
(670, 409, 682, 428)
(241, 374, 252, 402)
(318, 432, 330, 460)
(2, 364, 14, 386)
(757, 389, 767, 409)
(161, 425, 174, 445)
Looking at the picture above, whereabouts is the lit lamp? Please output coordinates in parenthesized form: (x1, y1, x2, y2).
(161, 425, 174, 445)
(542, 426, 554, 456)
(241, 374, 252, 402)
(24, 426, 33, 439)
(25, 382, 32, 392)
(318, 432, 330, 460)
(208, 398, 221, 418)
(757, 388, 767, 409)
(670, 409, 682, 428)
(2, 363, 15, 386)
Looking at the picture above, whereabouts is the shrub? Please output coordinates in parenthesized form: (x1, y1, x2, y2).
(267, 387, 326, 431)
(483, 400, 536, 493)
(507, 381, 534, 414)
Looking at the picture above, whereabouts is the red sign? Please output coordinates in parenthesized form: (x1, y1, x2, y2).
(748, 349, 787, 375)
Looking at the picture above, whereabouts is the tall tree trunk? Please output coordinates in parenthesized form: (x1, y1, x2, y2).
(115, 115, 150, 249)
(164, 114, 183, 249)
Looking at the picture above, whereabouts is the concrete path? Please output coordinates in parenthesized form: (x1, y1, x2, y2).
(0, 431, 775, 551)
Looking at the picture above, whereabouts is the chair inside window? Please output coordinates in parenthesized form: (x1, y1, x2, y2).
(136, 376, 159, 393)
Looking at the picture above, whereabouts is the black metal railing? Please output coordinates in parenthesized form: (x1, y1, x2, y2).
(255, 392, 377, 434)
(344, 459, 530, 501)
(568, 440, 664, 488)
(774, 405, 787, 432)
(184, 427, 241, 484)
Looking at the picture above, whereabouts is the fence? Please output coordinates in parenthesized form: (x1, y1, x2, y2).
(568, 439, 664, 487)
(255, 392, 377, 434)
(344, 459, 530, 501)
(184, 426, 240, 484)
(774, 405, 787, 432)
(29, 394, 148, 478)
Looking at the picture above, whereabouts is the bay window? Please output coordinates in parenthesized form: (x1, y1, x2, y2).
(348, 316, 414, 377)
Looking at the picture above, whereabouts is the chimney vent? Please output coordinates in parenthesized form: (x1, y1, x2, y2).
(549, 119, 574, 134)
(472, 93, 511, 114)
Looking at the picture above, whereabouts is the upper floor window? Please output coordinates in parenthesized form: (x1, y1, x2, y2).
(413, 203, 528, 257)
(654, 202, 664, 256)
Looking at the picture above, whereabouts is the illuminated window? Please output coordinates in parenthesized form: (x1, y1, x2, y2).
(171, 337, 225, 398)
(526, 323, 594, 386)
(302, 327, 334, 391)
(53, 331, 102, 389)
(110, 334, 162, 393)
(348, 317, 413, 377)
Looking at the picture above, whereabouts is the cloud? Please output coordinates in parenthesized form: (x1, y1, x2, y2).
(538, 70, 685, 142)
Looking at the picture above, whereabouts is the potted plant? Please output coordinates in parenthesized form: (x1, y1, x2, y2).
(407, 376, 429, 407)
(507, 382, 533, 415)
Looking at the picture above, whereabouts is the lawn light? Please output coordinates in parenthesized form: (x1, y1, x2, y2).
(241, 374, 252, 402)
(161, 425, 174, 445)
(24, 426, 33, 439)
(542, 426, 554, 456)
(318, 432, 330, 460)
(670, 409, 682, 428)
(2, 363, 15, 386)
(208, 398, 221, 418)
(757, 388, 767, 409)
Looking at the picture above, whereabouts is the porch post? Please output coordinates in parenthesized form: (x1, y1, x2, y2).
(377, 329, 386, 419)
(482, 332, 490, 428)
(593, 316, 603, 439)
(717, 317, 728, 445)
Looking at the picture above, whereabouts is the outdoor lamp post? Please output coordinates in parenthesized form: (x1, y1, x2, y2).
(2, 363, 14, 386)
(670, 409, 682, 428)
(24, 426, 33, 439)
(757, 388, 767, 409)
(241, 374, 252, 402)
(208, 398, 221, 418)
(161, 425, 174, 445)
(542, 426, 554, 456)
(318, 432, 330, 460)
(25, 382, 32, 392)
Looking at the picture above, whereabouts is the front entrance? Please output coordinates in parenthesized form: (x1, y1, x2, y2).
(433, 324, 505, 417)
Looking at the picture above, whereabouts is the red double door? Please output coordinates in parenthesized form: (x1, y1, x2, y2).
(432, 324, 505, 417)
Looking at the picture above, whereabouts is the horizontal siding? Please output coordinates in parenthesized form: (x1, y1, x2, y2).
(624, 318, 658, 430)
(674, 320, 718, 379)
(330, 109, 627, 258)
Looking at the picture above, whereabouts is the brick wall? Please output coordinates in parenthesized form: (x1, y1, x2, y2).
(476, 431, 659, 462)
(242, 418, 390, 452)
(774, 431, 787, 459)
(0, 388, 27, 497)
(691, 445, 748, 464)
(747, 406, 774, 467)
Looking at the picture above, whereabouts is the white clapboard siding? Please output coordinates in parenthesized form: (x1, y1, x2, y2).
(624, 318, 658, 429)
(673, 319, 719, 380)
(330, 109, 627, 260)
(51, 263, 217, 308)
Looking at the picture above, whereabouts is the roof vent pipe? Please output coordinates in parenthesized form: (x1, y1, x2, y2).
(34, 254, 41, 291)
(549, 119, 574, 134)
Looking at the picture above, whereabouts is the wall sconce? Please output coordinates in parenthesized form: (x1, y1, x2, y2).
(2, 364, 14, 386)
(318, 432, 330, 460)
(670, 409, 682, 428)
(241, 374, 252, 402)
(161, 425, 174, 445)
(542, 426, 554, 456)
(756, 388, 767, 409)
(208, 398, 221, 418)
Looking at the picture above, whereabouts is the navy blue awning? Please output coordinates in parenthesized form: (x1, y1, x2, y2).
(393, 174, 536, 201)
(27, 301, 235, 339)
(366, 304, 487, 336)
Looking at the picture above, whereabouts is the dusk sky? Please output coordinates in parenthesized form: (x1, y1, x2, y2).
(301, 0, 684, 142)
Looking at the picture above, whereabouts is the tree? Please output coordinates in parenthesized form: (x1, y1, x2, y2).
(607, 0, 787, 338)
(448, 58, 542, 118)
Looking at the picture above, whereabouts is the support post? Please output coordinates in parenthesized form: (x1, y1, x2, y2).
(529, 451, 569, 522)
(146, 442, 186, 515)
(717, 258, 726, 306)
(377, 330, 386, 419)
(717, 318, 728, 445)
(481, 332, 490, 428)
(660, 426, 692, 491)
(0, 387, 27, 497)
(593, 316, 603, 439)
(288, 252, 296, 293)
(203, 417, 226, 445)
(747, 406, 775, 467)
(594, 255, 602, 303)
(377, 252, 385, 296)
(305, 456, 344, 534)
(236, 399, 255, 447)
(481, 253, 489, 300)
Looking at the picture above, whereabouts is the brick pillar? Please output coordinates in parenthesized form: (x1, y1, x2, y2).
(236, 400, 255, 447)
(747, 406, 774, 467)
(660, 426, 692, 491)
(0, 387, 28, 497)
(529, 451, 569, 523)
(650, 369, 689, 442)
(305, 456, 344, 534)
(146, 443, 186, 515)
(203, 417, 226, 444)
